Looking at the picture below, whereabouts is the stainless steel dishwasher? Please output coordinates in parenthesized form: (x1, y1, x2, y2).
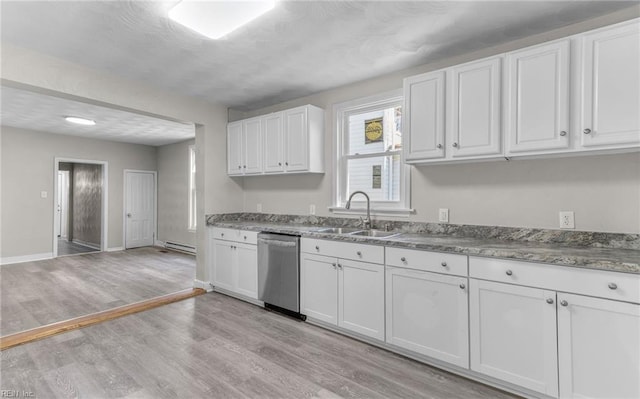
(257, 232, 305, 320)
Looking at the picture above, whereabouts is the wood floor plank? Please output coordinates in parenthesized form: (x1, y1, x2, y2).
(0, 288, 205, 350)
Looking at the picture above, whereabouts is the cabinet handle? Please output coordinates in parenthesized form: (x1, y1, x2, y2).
(459, 283, 466, 290)
(437, 144, 442, 149)
(452, 142, 459, 148)
(583, 128, 591, 134)
(560, 300, 568, 307)
(608, 283, 618, 290)
(505, 270, 513, 276)
(559, 131, 567, 137)
(357, 251, 362, 257)
(441, 261, 447, 267)
(315, 245, 320, 251)
(546, 298, 554, 304)
(400, 257, 406, 262)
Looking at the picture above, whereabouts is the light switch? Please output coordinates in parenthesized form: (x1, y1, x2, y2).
(41, 191, 48, 198)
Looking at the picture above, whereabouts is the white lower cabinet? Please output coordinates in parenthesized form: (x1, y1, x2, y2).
(300, 252, 384, 340)
(386, 267, 469, 368)
(210, 228, 258, 300)
(557, 293, 640, 399)
(470, 279, 559, 398)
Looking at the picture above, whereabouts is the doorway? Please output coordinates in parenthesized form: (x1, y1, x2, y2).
(54, 158, 108, 257)
(124, 170, 157, 249)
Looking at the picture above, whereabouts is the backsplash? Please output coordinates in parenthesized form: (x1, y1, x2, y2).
(206, 213, 640, 250)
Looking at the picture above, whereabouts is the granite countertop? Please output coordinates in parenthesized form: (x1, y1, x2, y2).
(208, 216, 640, 275)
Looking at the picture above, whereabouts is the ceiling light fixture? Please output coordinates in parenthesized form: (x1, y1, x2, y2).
(168, 0, 276, 40)
(64, 116, 96, 126)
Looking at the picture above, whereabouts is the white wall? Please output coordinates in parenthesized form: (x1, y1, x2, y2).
(1, 44, 243, 278)
(157, 139, 196, 248)
(0, 126, 157, 258)
(234, 8, 640, 234)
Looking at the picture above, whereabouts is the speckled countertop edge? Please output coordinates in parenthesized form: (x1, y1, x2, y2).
(207, 217, 640, 275)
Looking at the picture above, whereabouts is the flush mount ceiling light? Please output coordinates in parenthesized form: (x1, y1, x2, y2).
(168, 0, 276, 40)
(64, 116, 96, 126)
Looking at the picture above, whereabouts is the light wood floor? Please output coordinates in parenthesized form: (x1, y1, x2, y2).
(1, 292, 519, 399)
(0, 247, 195, 336)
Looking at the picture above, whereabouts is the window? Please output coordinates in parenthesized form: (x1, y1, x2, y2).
(188, 145, 197, 230)
(333, 90, 410, 215)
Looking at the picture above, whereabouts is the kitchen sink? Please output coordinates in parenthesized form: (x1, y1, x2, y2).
(348, 229, 401, 239)
(314, 227, 364, 234)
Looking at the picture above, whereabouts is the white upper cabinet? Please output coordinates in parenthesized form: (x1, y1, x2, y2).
(506, 40, 571, 154)
(404, 71, 446, 161)
(229, 104, 324, 176)
(448, 56, 503, 159)
(262, 112, 284, 173)
(580, 20, 640, 148)
(227, 121, 243, 175)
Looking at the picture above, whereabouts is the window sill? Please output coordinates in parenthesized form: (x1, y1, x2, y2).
(329, 206, 414, 218)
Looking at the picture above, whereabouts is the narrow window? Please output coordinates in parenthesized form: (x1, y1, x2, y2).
(188, 145, 197, 230)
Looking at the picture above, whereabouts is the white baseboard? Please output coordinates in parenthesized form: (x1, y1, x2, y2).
(0, 252, 54, 265)
(154, 240, 166, 247)
(71, 239, 101, 250)
(193, 279, 213, 292)
(107, 247, 124, 252)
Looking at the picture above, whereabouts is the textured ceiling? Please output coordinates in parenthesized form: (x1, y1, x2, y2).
(1, 1, 635, 112)
(0, 86, 195, 146)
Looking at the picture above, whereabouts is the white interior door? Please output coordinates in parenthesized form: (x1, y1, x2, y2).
(125, 171, 155, 249)
(57, 170, 69, 238)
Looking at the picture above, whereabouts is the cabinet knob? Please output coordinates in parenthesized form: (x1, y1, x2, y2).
(357, 251, 362, 257)
(400, 257, 407, 262)
(608, 283, 618, 290)
(546, 298, 554, 304)
(441, 262, 447, 267)
(436, 144, 442, 149)
(505, 270, 513, 276)
(337, 263, 342, 269)
(315, 245, 320, 251)
(221, 233, 224, 237)
(452, 142, 459, 148)
(238, 165, 241, 169)
(278, 162, 282, 166)
(243, 165, 246, 168)
(459, 283, 466, 290)
(244, 236, 247, 240)
(332, 263, 337, 269)
(583, 128, 591, 134)
(559, 131, 567, 137)
(285, 162, 289, 166)
(560, 300, 568, 307)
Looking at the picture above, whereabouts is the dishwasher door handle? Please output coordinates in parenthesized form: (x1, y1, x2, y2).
(258, 238, 298, 247)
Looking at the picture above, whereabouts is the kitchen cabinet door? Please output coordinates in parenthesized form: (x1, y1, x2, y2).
(404, 70, 446, 161)
(263, 112, 284, 173)
(300, 253, 338, 325)
(243, 117, 263, 175)
(448, 56, 502, 158)
(212, 240, 235, 292)
(284, 106, 309, 172)
(558, 293, 640, 399)
(227, 121, 243, 175)
(235, 243, 258, 299)
(506, 40, 570, 154)
(470, 279, 558, 398)
(338, 259, 385, 340)
(580, 20, 640, 148)
(386, 267, 469, 368)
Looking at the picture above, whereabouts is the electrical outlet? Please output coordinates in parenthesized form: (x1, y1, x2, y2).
(559, 211, 575, 229)
(439, 208, 449, 223)
(309, 204, 316, 215)
(256, 203, 262, 213)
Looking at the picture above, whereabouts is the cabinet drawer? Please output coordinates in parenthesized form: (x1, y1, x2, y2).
(386, 247, 467, 277)
(470, 257, 640, 304)
(301, 238, 384, 264)
(210, 227, 258, 245)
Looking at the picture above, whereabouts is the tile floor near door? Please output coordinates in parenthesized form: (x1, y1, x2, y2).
(1, 292, 519, 399)
(0, 247, 195, 336)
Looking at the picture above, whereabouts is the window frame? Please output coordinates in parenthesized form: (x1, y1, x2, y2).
(331, 89, 412, 217)
(188, 144, 197, 231)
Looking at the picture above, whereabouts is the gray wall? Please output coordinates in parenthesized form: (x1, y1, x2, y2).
(0, 126, 157, 258)
(157, 139, 196, 248)
(233, 8, 640, 234)
(72, 163, 102, 247)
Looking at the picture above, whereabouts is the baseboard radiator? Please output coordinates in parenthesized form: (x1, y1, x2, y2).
(165, 241, 196, 255)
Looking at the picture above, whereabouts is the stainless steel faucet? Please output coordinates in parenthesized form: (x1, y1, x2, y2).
(345, 191, 371, 230)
